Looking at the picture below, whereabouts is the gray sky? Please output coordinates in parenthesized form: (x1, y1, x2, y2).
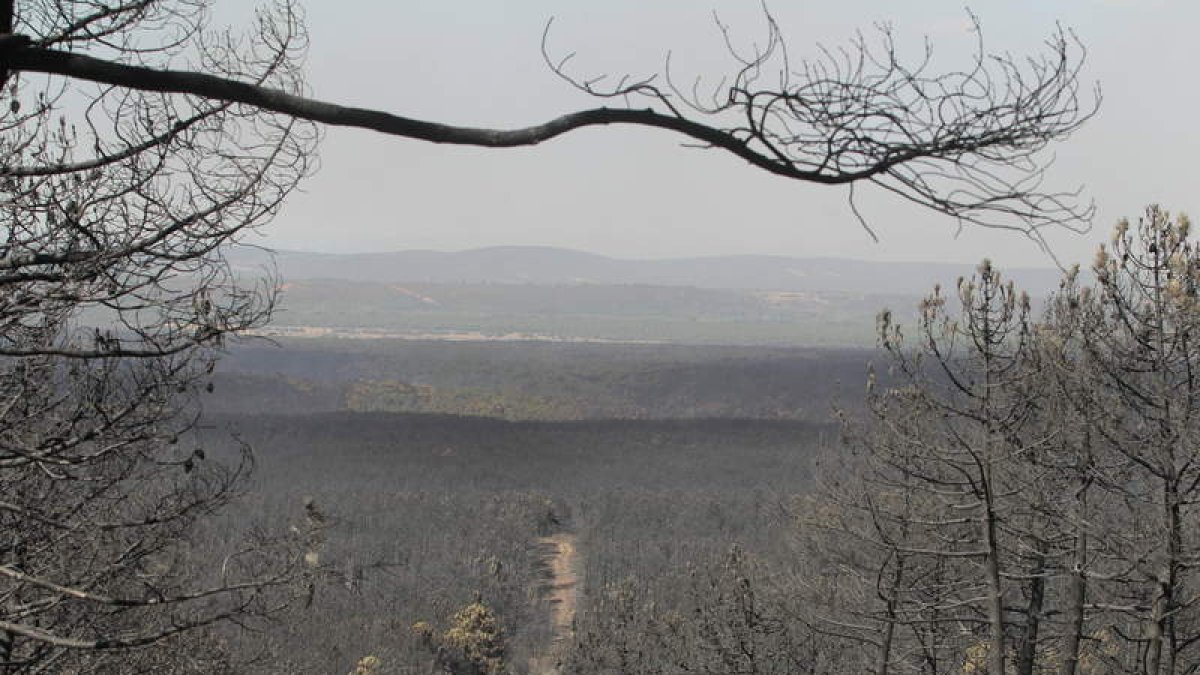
(255, 0, 1198, 269)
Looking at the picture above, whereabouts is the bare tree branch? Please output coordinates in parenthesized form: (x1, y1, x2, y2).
(0, 9, 1099, 240)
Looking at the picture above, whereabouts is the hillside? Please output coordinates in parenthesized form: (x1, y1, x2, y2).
(225, 246, 1066, 346)
(263, 279, 911, 346)
(231, 245, 1062, 294)
(210, 340, 875, 422)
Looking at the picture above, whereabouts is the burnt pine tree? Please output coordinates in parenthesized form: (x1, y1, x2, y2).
(871, 264, 1042, 675)
(1074, 207, 1200, 674)
(825, 208, 1200, 674)
(0, 1, 317, 672)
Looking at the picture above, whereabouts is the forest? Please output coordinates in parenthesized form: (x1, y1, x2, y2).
(176, 336, 854, 671)
(187, 208, 1200, 675)
(2, 1, 1195, 675)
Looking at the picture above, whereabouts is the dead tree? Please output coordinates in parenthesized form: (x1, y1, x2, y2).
(1073, 207, 1200, 675)
(845, 263, 1045, 674)
(0, 1, 317, 671)
(827, 210, 1200, 675)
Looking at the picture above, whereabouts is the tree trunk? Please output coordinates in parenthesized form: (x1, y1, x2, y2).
(984, 497, 1007, 675)
(1061, 568, 1087, 675)
(875, 620, 895, 675)
(1148, 589, 1165, 675)
(1061, 505, 1088, 675)
(1147, 477, 1181, 675)
(1015, 553, 1046, 675)
(0, 0, 14, 87)
(1164, 490, 1180, 675)
(0, 629, 12, 675)
(875, 551, 905, 675)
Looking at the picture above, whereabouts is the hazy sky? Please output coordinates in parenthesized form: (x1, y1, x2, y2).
(254, 1, 1198, 268)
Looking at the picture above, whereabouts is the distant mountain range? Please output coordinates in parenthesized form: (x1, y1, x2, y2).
(230, 245, 1064, 295)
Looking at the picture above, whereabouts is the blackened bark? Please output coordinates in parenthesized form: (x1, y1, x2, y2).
(0, 0, 14, 88)
(1016, 554, 1046, 675)
(1061, 489, 1089, 675)
(0, 38, 855, 184)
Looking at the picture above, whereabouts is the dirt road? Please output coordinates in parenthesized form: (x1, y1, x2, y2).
(528, 533, 581, 675)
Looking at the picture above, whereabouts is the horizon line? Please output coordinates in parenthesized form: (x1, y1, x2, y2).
(247, 243, 1064, 271)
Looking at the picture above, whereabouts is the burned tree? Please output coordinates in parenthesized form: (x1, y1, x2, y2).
(1071, 207, 1200, 674)
(814, 208, 1200, 674)
(0, 1, 315, 671)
